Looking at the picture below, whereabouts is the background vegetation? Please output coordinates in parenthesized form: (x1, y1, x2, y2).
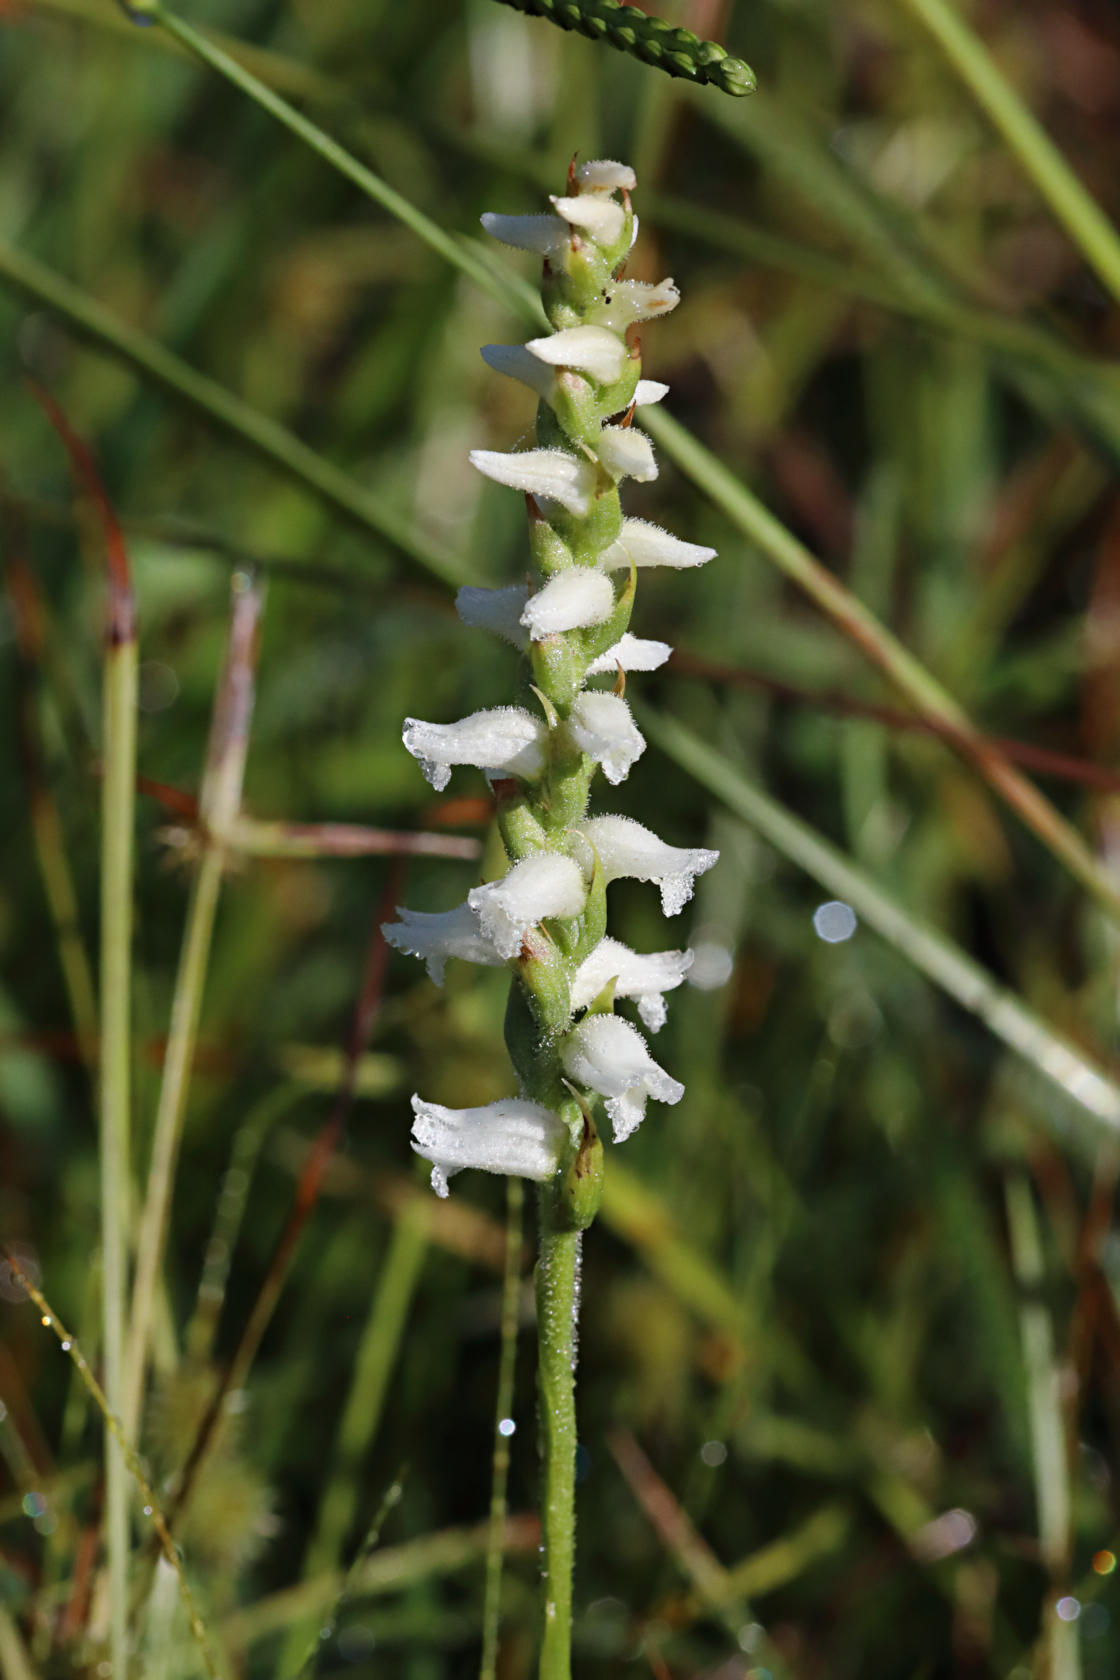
(4, 1, 1120, 1675)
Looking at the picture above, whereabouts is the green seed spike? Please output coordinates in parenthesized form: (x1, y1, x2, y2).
(490, 0, 756, 95)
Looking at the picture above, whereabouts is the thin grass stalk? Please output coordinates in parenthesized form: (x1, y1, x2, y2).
(644, 409, 1120, 923)
(1, 1252, 224, 1680)
(122, 570, 265, 1442)
(480, 1176, 524, 1680)
(98, 496, 137, 1680)
(0, 1608, 38, 1680)
(897, 0, 1120, 311)
(643, 708, 1120, 1139)
(140, 0, 543, 322)
(6, 551, 99, 1071)
(280, 1206, 428, 1671)
(1004, 1173, 1080, 1680)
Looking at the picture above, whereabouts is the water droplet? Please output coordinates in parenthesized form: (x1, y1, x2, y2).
(1056, 1596, 1081, 1622)
(143, 1505, 153, 1517)
(498, 1417, 516, 1437)
(21, 1491, 47, 1519)
(40, 1315, 51, 1328)
(60, 1340, 71, 1351)
(700, 1439, 728, 1468)
(813, 900, 857, 943)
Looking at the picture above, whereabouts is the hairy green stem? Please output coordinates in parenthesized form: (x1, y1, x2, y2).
(535, 1193, 580, 1680)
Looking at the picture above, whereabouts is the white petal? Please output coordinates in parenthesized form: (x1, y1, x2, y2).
(634, 380, 669, 406)
(526, 326, 628, 386)
(560, 1014, 684, 1143)
(480, 343, 554, 398)
(410, 1095, 568, 1197)
(550, 194, 626, 245)
(576, 814, 719, 914)
(382, 902, 505, 984)
(480, 212, 570, 258)
(599, 518, 716, 571)
(567, 692, 645, 785)
(468, 853, 587, 960)
(585, 633, 671, 676)
(571, 937, 693, 1032)
(403, 706, 546, 791)
(521, 570, 615, 639)
(469, 448, 597, 516)
(595, 426, 657, 484)
(591, 279, 680, 333)
(576, 159, 636, 193)
(456, 583, 530, 648)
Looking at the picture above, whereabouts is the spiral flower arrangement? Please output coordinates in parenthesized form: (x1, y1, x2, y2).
(383, 158, 717, 1676)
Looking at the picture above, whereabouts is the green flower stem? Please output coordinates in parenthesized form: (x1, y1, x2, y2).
(100, 594, 137, 1680)
(535, 1192, 580, 1680)
(898, 0, 1120, 312)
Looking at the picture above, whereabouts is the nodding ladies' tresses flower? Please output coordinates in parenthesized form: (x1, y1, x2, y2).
(566, 692, 645, 786)
(525, 325, 629, 385)
(588, 279, 681, 333)
(381, 902, 505, 985)
(550, 193, 627, 245)
(402, 705, 546, 791)
(469, 447, 598, 516)
(468, 853, 587, 960)
(594, 425, 657, 485)
(575, 159, 636, 193)
(575, 814, 719, 915)
(521, 569, 615, 639)
(481, 343, 667, 411)
(394, 161, 719, 1215)
(585, 633, 671, 676)
(571, 937, 693, 1032)
(560, 1014, 684, 1143)
(411, 1096, 569, 1198)
(479, 211, 570, 258)
(599, 517, 717, 571)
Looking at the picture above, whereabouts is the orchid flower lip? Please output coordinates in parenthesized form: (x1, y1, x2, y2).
(410, 1095, 568, 1197)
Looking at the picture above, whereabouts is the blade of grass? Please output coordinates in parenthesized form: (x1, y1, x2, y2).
(31, 384, 137, 1678)
(1004, 1172, 1080, 1680)
(122, 569, 265, 1442)
(0, 241, 471, 587)
(897, 0, 1120, 311)
(134, 0, 545, 326)
(0, 1609, 38, 1680)
(0, 1251, 223, 1680)
(4, 545, 98, 1073)
(644, 408, 1120, 922)
(642, 707, 1120, 1139)
(280, 1205, 428, 1672)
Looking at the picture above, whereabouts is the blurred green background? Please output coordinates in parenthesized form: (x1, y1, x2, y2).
(4, 1, 1120, 1675)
